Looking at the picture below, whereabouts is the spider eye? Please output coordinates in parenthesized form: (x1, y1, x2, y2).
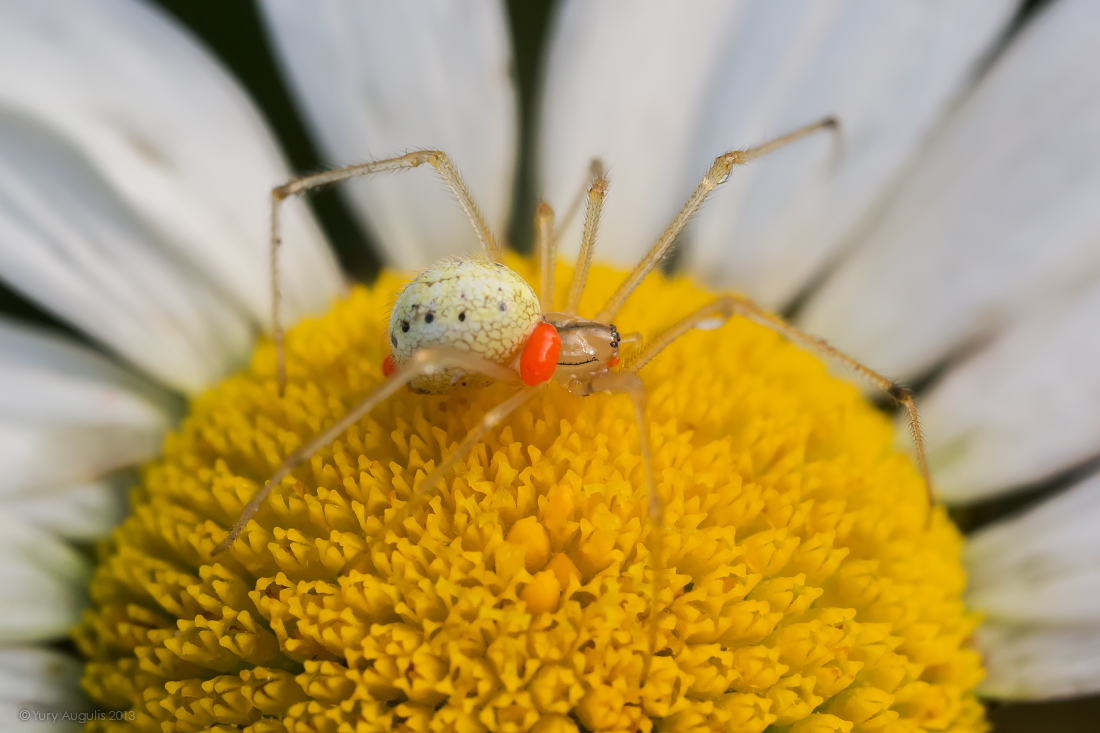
(519, 322, 560, 386)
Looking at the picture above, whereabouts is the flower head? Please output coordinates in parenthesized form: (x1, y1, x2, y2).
(78, 262, 984, 731)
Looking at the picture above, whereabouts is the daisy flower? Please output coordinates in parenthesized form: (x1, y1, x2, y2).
(1, 0, 1098, 731)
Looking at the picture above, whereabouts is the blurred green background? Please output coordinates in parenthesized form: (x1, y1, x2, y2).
(5, 0, 1095, 728)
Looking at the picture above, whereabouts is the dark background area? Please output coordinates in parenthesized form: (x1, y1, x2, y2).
(4, 0, 1095, 728)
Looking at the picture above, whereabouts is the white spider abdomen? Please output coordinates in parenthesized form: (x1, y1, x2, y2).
(389, 259, 541, 393)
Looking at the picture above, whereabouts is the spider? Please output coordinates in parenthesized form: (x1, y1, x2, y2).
(213, 116, 932, 558)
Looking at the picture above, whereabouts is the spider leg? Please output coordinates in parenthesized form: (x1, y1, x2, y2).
(587, 372, 658, 523)
(564, 170, 609, 314)
(213, 347, 519, 554)
(584, 370, 663, 674)
(534, 160, 605, 313)
(595, 118, 839, 323)
(551, 158, 605, 251)
(534, 202, 555, 312)
(270, 151, 499, 393)
(405, 385, 542, 520)
(630, 295, 934, 508)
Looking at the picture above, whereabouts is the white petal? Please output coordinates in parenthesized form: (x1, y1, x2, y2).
(4, 476, 129, 541)
(0, 515, 89, 642)
(0, 109, 251, 391)
(966, 472, 1100, 698)
(684, 0, 1018, 308)
(537, 0, 1016, 300)
(0, 0, 342, 331)
(976, 622, 1100, 700)
(921, 282, 1100, 502)
(966, 471, 1100, 623)
(802, 0, 1100, 378)
(538, 0, 742, 263)
(0, 646, 84, 731)
(0, 316, 171, 502)
(260, 0, 517, 269)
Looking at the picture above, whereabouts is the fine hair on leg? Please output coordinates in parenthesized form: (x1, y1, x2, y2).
(564, 173, 609, 314)
(269, 151, 500, 394)
(551, 158, 605, 250)
(629, 295, 934, 509)
(534, 202, 556, 312)
(213, 347, 520, 554)
(594, 118, 839, 324)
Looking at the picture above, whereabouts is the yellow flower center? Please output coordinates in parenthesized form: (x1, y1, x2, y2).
(76, 260, 986, 733)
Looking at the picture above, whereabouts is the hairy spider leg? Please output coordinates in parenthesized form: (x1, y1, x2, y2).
(582, 370, 662, 676)
(402, 386, 542, 523)
(270, 150, 500, 393)
(629, 294, 934, 510)
(536, 159, 605, 312)
(564, 173, 609, 314)
(595, 117, 840, 324)
(212, 347, 519, 554)
(551, 158, 606, 251)
(534, 202, 556, 312)
(531, 171, 664, 671)
(546, 173, 667, 670)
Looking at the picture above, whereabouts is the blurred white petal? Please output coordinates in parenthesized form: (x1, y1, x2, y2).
(0, 316, 172, 503)
(0, 516, 89, 642)
(4, 476, 129, 542)
(0, 110, 251, 391)
(260, 0, 517, 269)
(977, 623, 1100, 701)
(802, 0, 1100, 379)
(537, 0, 1016, 297)
(0, 0, 342, 331)
(966, 472, 1100, 623)
(538, 0, 741, 262)
(967, 472, 1100, 698)
(921, 283, 1100, 502)
(685, 0, 1017, 308)
(0, 646, 83, 731)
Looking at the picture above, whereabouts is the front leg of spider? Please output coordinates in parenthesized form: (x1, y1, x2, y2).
(627, 294, 934, 509)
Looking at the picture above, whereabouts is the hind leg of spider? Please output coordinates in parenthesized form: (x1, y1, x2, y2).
(584, 370, 665, 680)
(398, 385, 542, 530)
(213, 347, 520, 554)
(629, 295, 934, 510)
(270, 150, 499, 393)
